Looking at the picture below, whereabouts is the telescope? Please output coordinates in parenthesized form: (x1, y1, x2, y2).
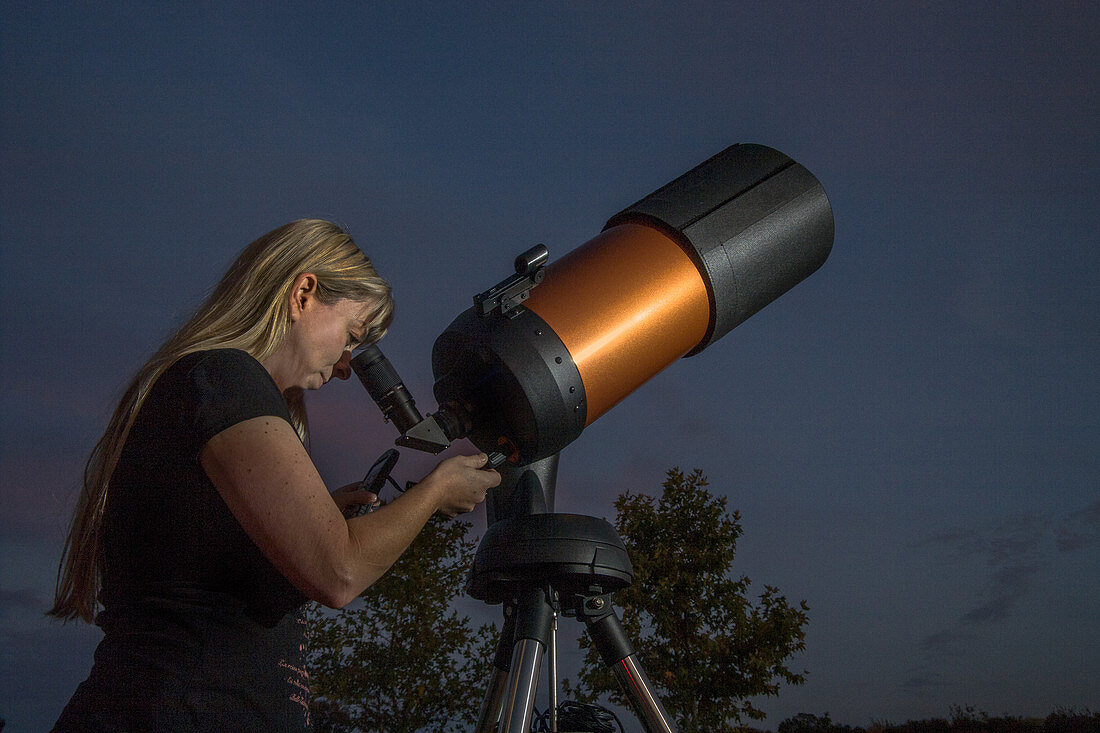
(352, 143, 833, 732)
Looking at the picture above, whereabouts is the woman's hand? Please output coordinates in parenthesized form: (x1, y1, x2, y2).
(331, 482, 379, 518)
(415, 453, 501, 518)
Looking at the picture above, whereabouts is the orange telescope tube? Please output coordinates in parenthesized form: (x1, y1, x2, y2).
(522, 223, 709, 425)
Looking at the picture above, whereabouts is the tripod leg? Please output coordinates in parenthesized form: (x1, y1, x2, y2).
(475, 605, 517, 732)
(475, 668, 510, 732)
(497, 586, 555, 733)
(583, 599, 679, 733)
(609, 653, 677, 733)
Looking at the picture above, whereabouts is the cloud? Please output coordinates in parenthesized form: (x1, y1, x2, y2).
(1056, 498, 1100, 552)
(915, 513, 1051, 651)
(902, 669, 948, 691)
(958, 563, 1042, 625)
(920, 629, 964, 651)
(911, 499, 1098, 673)
(985, 517, 1049, 564)
(918, 513, 1050, 565)
(905, 511, 1074, 696)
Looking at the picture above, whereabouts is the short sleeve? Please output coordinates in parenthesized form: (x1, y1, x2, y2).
(177, 349, 292, 450)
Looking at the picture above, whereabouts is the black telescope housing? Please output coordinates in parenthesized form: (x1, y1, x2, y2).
(354, 144, 834, 466)
(605, 143, 834, 353)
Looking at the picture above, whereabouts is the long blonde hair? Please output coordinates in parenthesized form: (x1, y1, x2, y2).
(50, 219, 393, 622)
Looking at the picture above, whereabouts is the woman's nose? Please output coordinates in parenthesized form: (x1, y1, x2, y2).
(334, 350, 353, 380)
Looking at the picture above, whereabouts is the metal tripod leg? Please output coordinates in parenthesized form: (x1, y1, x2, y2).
(580, 594, 679, 733)
(474, 666, 509, 733)
(475, 586, 555, 733)
(474, 604, 515, 732)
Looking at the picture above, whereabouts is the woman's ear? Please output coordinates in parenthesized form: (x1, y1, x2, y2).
(288, 273, 318, 321)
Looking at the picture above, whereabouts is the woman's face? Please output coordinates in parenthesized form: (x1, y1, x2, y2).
(264, 279, 376, 392)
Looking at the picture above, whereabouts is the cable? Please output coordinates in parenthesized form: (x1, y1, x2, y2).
(530, 700, 624, 733)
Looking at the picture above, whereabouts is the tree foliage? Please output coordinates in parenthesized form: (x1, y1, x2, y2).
(564, 468, 810, 731)
(307, 514, 497, 732)
(781, 712, 863, 733)
(779, 707, 1100, 733)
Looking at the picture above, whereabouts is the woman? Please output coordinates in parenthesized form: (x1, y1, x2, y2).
(49, 220, 500, 731)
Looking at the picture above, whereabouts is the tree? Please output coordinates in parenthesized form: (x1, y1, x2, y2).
(307, 514, 498, 732)
(564, 468, 810, 731)
(780, 712, 862, 733)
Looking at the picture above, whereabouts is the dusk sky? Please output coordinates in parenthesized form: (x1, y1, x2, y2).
(2, 3, 1097, 730)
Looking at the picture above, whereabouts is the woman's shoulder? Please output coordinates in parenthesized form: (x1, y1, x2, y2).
(156, 349, 290, 435)
(168, 348, 269, 383)
(175, 348, 261, 372)
(159, 349, 281, 403)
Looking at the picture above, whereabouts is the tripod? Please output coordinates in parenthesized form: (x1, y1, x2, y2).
(470, 456, 678, 733)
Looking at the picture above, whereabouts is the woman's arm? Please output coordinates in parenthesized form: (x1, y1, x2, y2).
(200, 415, 499, 608)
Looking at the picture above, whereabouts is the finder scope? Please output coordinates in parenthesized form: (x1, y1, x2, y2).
(354, 143, 833, 465)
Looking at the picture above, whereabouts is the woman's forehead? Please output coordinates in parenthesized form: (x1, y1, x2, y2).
(341, 298, 377, 324)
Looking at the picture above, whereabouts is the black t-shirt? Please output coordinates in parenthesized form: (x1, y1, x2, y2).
(54, 349, 313, 732)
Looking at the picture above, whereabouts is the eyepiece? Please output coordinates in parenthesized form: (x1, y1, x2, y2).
(351, 344, 424, 434)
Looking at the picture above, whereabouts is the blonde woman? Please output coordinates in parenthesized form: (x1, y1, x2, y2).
(49, 220, 500, 731)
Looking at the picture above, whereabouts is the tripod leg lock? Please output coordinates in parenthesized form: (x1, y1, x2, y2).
(573, 589, 636, 666)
